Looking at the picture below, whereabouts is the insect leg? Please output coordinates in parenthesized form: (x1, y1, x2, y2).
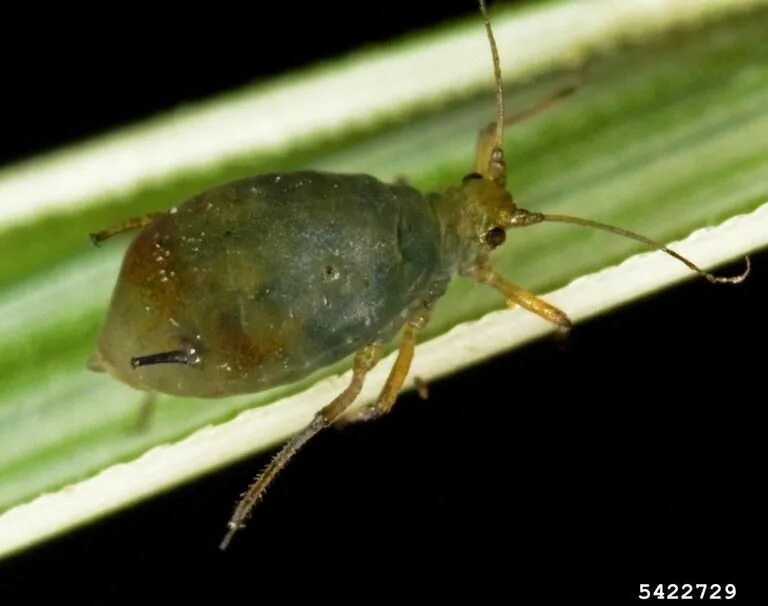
(339, 320, 422, 425)
(413, 376, 429, 400)
(476, 267, 572, 333)
(474, 83, 577, 179)
(134, 391, 158, 431)
(89, 213, 159, 246)
(219, 343, 382, 550)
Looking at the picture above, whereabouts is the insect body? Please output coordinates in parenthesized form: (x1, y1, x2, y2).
(92, 172, 448, 397)
(90, 0, 747, 549)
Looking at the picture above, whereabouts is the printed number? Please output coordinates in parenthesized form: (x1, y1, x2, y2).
(640, 584, 736, 600)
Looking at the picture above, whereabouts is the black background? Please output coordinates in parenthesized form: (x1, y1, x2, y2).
(0, 1, 763, 602)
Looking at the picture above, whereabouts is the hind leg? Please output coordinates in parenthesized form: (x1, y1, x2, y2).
(219, 343, 383, 550)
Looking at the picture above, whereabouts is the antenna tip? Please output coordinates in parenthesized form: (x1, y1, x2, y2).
(706, 255, 751, 285)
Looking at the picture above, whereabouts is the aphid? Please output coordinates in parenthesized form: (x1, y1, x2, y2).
(89, 0, 749, 550)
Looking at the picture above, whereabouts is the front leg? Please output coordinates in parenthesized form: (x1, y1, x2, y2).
(474, 84, 578, 182)
(475, 266, 572, 334)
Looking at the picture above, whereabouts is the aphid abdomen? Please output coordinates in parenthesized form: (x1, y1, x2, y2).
(96, 171, 448, 397)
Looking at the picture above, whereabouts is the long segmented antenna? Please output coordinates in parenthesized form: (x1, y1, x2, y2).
(478, 0, 505, 153)
(510, 209, 751, 284)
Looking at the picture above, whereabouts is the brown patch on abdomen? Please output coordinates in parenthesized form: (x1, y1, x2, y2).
(120, 216, 185, 326)
(215, 309, 306, 378)
(216, 311, 279, 373)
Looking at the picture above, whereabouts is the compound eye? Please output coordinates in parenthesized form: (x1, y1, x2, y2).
(484, 226, 506, 249)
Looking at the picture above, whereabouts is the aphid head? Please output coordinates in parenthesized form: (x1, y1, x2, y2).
(458, 172, 516, 252)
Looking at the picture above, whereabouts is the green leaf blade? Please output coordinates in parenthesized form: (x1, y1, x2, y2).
(0, 0, 766, 557)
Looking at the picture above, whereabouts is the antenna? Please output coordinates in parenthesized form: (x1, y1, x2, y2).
(478, 0, 505, 155)
(509, 208, 751, 284)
